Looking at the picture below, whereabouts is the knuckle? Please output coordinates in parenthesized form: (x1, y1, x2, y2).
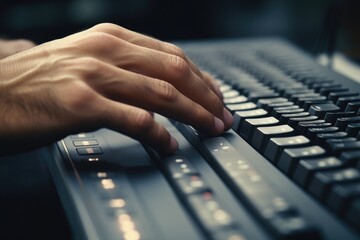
(65, 81, 98, 113)
(195, 106, 212, 126)
(156, 81, 178, 102)
(132, 110, 154, 133)
(91, 22, 119, 32)
(170, 55, 190, 77)
(86, 32, 116, 46)
(76, 57, 103, 79)
(168, 43, 186, 59)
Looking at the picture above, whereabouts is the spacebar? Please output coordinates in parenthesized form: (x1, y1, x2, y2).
(200, 136, 322, 240)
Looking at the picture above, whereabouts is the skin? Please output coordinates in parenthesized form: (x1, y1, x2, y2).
(0, 23, 233, 155)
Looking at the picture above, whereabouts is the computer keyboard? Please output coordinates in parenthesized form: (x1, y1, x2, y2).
(47, 38, 360, 240)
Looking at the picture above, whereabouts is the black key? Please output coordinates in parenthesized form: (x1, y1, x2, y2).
(227, 102, 257, 113)
(303, 100, 333, 112)
(249, 92, 279, 102)
(240, 117, 279, 141)
(280, 112, 310, 125)
(224, 95, 248, 104)
(345, 198, 360, 229)
(274, 108, 304, 119)
(309, 103, 340, 119)
(326, 138, 357, 149)
(340, 150, 360, 166)
(296, 121, 330, 136)
(313, 83, 341, 92)
(293, 157, 343, 187)
(264, 136, 310, 163)
(277, 146, 326, 175)
(267, 102, 294, 112)
(308, 168, 360, 200)
(232, 109, 268, 131)
(315, 132, 348, 146)
(328, 91, 358, 102)
(306, 127, 339, 140)
(297, 96, 327, 108)
(330, 141, 360, 155)
(346, 123, 360, 137)
(327, 182, 360, 214)
(345, 101, 360, 112)
(288, 116, 318, 129)
(290, 93, 320, 103)
(337, 96, 360, 110)
(319, 87, 348, 97)
(76, 147, 103, 155)
(335, 116, 360, 131)
(324, 111, 356, 125)
(202, 137, 322, 240)
(251, 125, 295, 152)
(257, 97, 287, 109)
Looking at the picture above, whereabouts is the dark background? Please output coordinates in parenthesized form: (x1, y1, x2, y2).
(1, 0, 360, 239)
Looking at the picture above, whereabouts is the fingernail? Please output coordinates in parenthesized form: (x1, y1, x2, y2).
(214, 117, 225, 134)
(223, 108, 234, 129)
(169, 136, 179, 152)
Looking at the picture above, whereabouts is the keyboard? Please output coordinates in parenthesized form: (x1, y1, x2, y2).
(47, 38, 360, 240)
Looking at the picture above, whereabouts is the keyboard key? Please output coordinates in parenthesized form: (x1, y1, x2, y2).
(346, 123, 360, 137)
(227, 102, 257, 113)
(309, 104, 340, 118)
(224, 95, 248, 104)
(251, 125, 294, 152)
(264, 136, 310, 163)
(337, 95, 360, 110)
(240, 117, 279, 141)
(296, 121, 329, 135)
(279, 112, 310, 124)
(306, 127, 339, 140)
(330, 141, 360, 155)
(233, 109, 268, 131)
(277, 146, 326, 175)
(326, 138, 357, 149)
(293, 157, 343, 187)
(315, 132, 348, 146)
(76, 147, 103, 155)
(308, 168, 360, 200)
(328, 91, 358, 102)
(324, 111, 356, 124)
(345, 101, 360, 112)
(223, 90, 240, 98)
(288, 116, 318, 128)
(257, 97, 287, 109)
(339, 150, 360, 166)
(327, 182, 360, 214)
(335, 116, 360, 131)
(302, 100, 333, 112)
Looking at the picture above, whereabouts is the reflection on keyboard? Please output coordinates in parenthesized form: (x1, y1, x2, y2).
(50, 39, 360, 240)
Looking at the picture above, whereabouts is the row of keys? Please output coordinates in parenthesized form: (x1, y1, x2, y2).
(215, 59, 360, 232)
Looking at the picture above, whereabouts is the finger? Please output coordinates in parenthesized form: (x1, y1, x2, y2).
(87, 23, 220, 96)
(0, 39, 36, 58)
(77, 58, 227, 134)
(69, 33, 231, 129)
(97, 98, 178, 154)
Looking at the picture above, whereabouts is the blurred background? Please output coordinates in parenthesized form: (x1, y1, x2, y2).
(1, 0, 359, 59)
(1, 0, 359, 239)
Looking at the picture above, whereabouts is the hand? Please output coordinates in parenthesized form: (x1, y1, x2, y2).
(0, 38, 35, 59)
(0, 23, 233, 155)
